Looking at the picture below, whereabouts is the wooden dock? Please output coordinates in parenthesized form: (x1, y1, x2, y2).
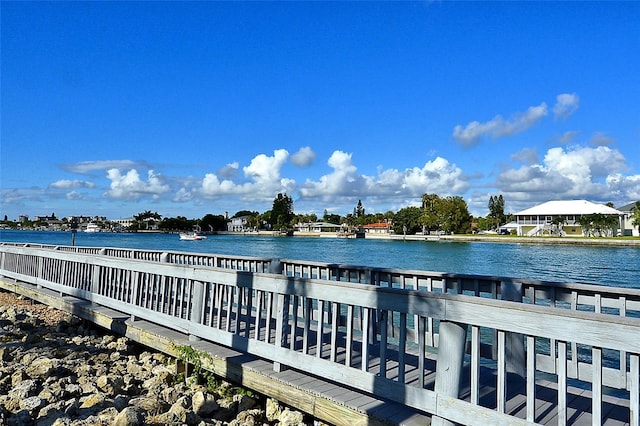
(1, 242, 639, 426)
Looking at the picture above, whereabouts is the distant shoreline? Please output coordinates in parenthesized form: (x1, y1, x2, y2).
(223, 230, 640, 247)
(2, 228, 638, 247)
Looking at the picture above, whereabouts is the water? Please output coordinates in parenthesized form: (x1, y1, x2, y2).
(1, 230, 638, 288)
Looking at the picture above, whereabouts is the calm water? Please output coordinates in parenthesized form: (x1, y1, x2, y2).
(1, 230, 638, 289)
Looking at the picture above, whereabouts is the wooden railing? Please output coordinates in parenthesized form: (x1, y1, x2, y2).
(1, 243, 639, 425)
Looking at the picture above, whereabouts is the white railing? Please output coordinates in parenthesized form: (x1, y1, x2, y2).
(1, 244, 639, 425)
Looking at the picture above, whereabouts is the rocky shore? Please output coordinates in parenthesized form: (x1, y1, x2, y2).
(0, 291, 317, 426)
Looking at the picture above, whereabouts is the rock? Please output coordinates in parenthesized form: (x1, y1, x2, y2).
(236, 394, 257, 412)
(79, 393, 109, 410)
(0, 292, 322, 426)
(96, 375, 124, 396)
(111, 406, 145, 426)
(20, 395, 45, 416)
(26, 357, 59, 379)
(265, 398, 281, 421)
(6, 409, 32, 426)
(8, 378, 39, 400)
(192, 390, 219, 417)
(128, 396, 168, 414)
(279, 407, 305, 426)
(35, 402, 66, 424)
(113, 394, 129, 412)
(169, 396, 200, 425)
(160, 383, 185, 404)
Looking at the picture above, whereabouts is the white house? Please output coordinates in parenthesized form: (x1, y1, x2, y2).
(513, 200, 624, 237)
(618, 201, 640, 237)
(227, 216, 249, 232)
(294, 222, 342, 233)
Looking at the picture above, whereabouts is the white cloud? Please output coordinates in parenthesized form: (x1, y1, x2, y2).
(299, 151, 366, 198)
(453, 102, 548, 146)
(104, 169, 171, 200)
(402, 157, 468, 194)
(606, 174, 640, 200)
(290, 146, 316, 167)
(50, 179, 95, 189)
(553, 93, 580, 119)
(243, 149, 289, 186)
(201, 173, 237, 196)
(299, 151, 468, 205)
(497, 145, 633, 207)
(200, 150, 296, 201)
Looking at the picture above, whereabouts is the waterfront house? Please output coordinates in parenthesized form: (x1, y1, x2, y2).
(618, 201, 640, 236)
(513, 199, 624, 237)
(294, 221, 342, 234)
(227, 216, 250, 232)
(362, 222, 393, 234)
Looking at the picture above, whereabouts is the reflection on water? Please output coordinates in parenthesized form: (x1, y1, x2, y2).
(1, 230, 637, 288)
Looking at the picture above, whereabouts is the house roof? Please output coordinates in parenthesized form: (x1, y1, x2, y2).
(617, 201, 640, 212)
(363, 222, 390, 229)
(514, 200, 623, 216)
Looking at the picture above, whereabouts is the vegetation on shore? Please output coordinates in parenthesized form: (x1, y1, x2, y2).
(3, 194, 639, 238)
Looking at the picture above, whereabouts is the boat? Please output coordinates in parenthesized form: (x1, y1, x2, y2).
(84, 223, 100, 233)
(179, 232, 207, 241)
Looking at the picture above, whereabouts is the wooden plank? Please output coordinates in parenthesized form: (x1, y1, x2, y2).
(496, 330, 507, 413)
(471, 325, 480, 405)
(526, 335, 536, 422)
(632, 354, 639, 426)
(593, 347, 603, 426)
(557, 341, 567, 425)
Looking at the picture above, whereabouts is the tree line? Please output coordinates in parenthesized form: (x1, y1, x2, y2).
(129, 192, 479, 235)
(6, 197, 638, 236)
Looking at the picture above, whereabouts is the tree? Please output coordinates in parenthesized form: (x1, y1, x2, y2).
(393, 207, 423, 235)
(577, 213, 619, 237)
(133, 210, 162, 231)
(354, 200, 365, 218)
(551, 216, 566, 236)
(232, 210, 256, 218)
(201, 214, 229, 232)
(441, 196, 472, 234)
(270, 193, 294, 230)
(421, 193, 442, 233)
(488, 194, 506, 230)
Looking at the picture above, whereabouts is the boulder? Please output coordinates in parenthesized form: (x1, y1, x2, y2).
(279, 407, 305, 426)
(112, 406, 145, 426)
(96, 375, 125, 396)
(191, 390, 219, 417)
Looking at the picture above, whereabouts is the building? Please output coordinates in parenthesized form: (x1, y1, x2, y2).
(513, 200, 624, 237)
(112, 218, 134, 229)
(227, 216, 249, 232)
(294, 222, 342, 233)
(362, 222, 393, 234)
(618, 201, 640, 237)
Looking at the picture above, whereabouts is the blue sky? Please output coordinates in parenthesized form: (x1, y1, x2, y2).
(2, 1, 639, 221)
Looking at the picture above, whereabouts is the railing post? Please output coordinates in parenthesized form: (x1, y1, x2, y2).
(501, 280, 526, 377)
(36, 255, 43, 289)
(366, 268, 378, 344)
(270, 259, 289, 372)
(433, 320, 467, 426)
(189, 280, 204, 342)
